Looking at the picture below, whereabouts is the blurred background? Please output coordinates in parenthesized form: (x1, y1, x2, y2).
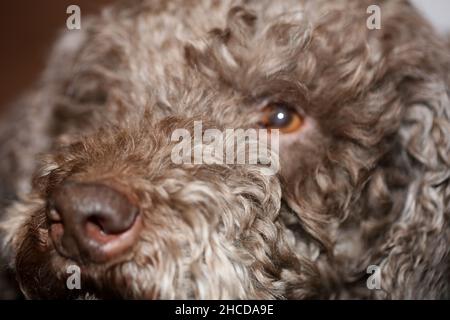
(0, 0, 448, 114)
(0, 0, 112, 115)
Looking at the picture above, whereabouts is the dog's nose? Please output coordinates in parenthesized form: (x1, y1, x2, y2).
(48, 182, 141, 263)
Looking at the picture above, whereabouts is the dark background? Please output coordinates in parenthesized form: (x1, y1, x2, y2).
(0, 1, 112, 115)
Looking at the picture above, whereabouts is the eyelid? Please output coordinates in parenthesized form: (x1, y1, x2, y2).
(256, 98, 304, 114)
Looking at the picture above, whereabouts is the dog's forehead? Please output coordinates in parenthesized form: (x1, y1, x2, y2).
(65, 0, 314, 113)
(117, 0, 308, 107)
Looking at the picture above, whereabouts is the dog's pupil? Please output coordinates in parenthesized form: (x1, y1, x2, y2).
(268, 105, 293, 128)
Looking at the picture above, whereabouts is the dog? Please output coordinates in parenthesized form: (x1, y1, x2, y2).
(0, 0, 449, 299)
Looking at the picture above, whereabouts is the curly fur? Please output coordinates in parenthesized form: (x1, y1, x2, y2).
(0, 0, 449, 299)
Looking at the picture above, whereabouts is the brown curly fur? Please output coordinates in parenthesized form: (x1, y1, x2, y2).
(0, 0, 449, 299)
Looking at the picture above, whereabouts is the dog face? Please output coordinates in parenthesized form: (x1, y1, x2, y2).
(1, 0, 449, 299)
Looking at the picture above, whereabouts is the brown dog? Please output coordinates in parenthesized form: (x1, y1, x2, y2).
(1, 0, 449, 299)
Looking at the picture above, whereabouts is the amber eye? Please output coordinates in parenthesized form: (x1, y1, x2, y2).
(260, 103, 303, 133)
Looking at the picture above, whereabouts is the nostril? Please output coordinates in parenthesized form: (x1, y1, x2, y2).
(83, 211, 139, 244)
(84, 206, 139, 235)
(86, 216, 108, 233)
(85, 218, 121, 246)
(46, 204, 62, 224)
(49, 222, 64, 243)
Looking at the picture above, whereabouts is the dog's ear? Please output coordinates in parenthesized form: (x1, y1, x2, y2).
(372, 73, 450, 298)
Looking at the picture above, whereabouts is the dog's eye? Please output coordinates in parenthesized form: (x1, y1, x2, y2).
(260, 103, 303, 133)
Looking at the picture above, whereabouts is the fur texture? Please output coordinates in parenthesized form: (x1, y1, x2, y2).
(0, 0, 449, 299)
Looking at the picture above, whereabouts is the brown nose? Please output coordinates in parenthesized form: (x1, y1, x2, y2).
(47, 182, 141, 264)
